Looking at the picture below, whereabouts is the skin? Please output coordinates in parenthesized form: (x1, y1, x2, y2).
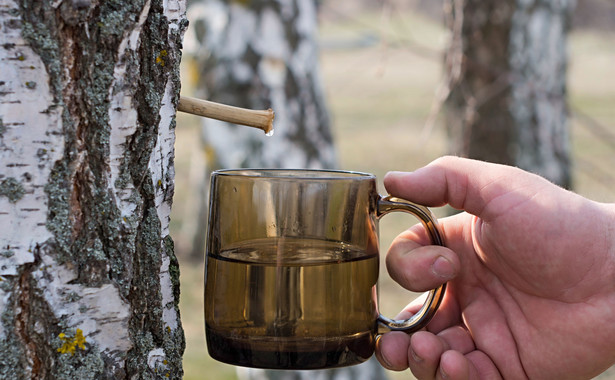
(374, 156, 615, 380)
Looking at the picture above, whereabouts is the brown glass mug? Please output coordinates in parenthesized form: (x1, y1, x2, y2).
(204, 169, 445, 370)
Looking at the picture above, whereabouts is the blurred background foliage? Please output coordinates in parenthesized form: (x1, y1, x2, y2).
(174, 1, 615, 379)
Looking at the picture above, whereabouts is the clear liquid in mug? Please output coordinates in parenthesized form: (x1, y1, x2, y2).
(205, 237, 379, 369)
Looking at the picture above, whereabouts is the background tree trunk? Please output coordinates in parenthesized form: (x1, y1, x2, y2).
(0, 0, 187, 378)
(182, 0, 337, 260)
(444, 0, 573, 188)
(184, 0, 386, 378)
(189, 0, 337, 169)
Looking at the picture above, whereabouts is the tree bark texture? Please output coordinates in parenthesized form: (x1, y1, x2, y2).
(0, 0, 187, 378)
(444, 0, 573, 188)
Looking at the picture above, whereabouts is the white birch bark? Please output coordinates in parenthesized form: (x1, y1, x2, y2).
(0, 0, 187, 378)
(186, 0, 336, 170)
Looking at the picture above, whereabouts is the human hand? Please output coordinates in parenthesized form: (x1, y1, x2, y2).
(375, 156, 615, 379)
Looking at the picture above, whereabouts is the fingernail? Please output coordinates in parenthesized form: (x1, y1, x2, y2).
(440, 366, 449, 379)
(375, 335, 394, 369)
(380, 354, 394, 369)
(384, 171, 410, 180)
(386, 171, 403, 176)
(432, 256, 455, 279)
(410, 347, 423, 363)
(384, 171, 400, 180)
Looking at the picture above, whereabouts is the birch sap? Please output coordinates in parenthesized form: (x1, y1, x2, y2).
(204, 237, 379, 369)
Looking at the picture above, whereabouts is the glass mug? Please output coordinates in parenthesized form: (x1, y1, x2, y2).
(204, 169, 446, 370)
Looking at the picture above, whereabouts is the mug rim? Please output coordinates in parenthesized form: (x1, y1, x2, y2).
(213, 168, 376, 180)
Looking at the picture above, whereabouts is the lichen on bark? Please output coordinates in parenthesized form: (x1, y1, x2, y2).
(0, 177, 25, 203)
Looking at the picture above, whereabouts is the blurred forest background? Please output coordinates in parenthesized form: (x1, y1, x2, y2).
(172, 0, 615, 379)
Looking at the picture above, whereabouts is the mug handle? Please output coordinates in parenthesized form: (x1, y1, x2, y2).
(376, 195, 447, 334)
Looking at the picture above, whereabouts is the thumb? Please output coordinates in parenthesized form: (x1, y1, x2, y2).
(383, 156, 549, 220)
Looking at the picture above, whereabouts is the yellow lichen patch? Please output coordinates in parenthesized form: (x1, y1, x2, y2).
(57, 328, 87, 355)
(156, 50, 168, 66)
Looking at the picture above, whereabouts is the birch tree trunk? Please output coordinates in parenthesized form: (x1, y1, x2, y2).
(188, 0, 336, 170)
(0, 0, 187, 378)
(444, 0, 573, 188)
(182, 0, 337, 259)
(185, 0, 387, 379)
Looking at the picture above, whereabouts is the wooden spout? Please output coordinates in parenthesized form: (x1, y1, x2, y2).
(177, 96, 274, 134)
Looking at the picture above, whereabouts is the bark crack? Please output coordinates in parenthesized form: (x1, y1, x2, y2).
(15, 259, 42, 378)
